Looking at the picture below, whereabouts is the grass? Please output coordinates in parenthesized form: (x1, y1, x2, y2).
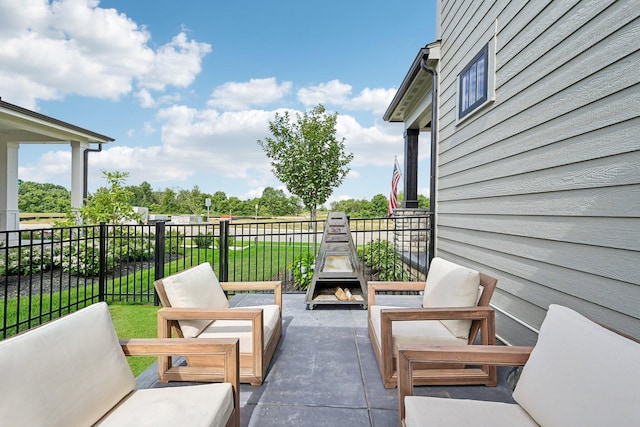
(109, 303, 159, 376)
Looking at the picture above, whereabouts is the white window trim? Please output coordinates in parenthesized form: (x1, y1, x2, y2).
(456, 33, 496, 124)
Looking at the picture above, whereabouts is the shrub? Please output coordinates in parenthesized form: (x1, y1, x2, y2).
(164, 230, 185, 254)
(193, 232, 215, 248)
(109, 232, 154, 262)
(358, 239, 409, 281)
(0, 246, 55, 276)
(289, 252, 316, 291)
(61, 241, 116, 276)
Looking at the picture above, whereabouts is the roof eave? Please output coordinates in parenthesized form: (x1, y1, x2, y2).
(383, 41, 440, 123)
(0, 98, 114, 143)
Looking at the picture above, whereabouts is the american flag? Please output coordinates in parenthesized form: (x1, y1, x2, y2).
(388, 159, 401, 217)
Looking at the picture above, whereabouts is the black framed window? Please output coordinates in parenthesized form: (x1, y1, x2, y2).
(459, 43, 489, 119)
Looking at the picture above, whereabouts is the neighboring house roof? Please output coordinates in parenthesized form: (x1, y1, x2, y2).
(0, 97, 114, 144)
(384, 42, 440, 128)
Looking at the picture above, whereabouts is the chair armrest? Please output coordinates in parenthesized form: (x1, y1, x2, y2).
(158, 307, 263, 321)
(397, 344, 533, 422)
(381, 306, 494, 322)
(121, 338, 240, 424)
(120, 337, 239, 359)
(367, 281, 425, 307)
(222, 281, 282, 310)
(158, 307, 263, 345)
(380, 307, 496, 347)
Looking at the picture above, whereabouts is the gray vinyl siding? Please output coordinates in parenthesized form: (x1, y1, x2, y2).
(435, 0, 640, 343)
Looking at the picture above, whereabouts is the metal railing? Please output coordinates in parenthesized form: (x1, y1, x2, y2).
(1, 215, 431, 338)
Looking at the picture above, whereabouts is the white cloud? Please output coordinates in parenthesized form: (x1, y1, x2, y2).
(143, 122, 157, 135)
(18, 149, 71, 182)
(297, 80, 396, 115)
(336, 114, 405, 166)
(207, 78, 292, 111)
(297, 79, 352, 107)
(137, 32, 211, 91)
(344, 88, 397, 115)
(135, 89, 156, 108)
(0, 0, 209, 107)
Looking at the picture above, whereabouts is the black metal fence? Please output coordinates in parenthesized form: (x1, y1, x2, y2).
(1, 215, 430, 338)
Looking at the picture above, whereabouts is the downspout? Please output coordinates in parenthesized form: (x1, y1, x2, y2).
(420, 54, 437, 266)
(83, 144, 102, 203)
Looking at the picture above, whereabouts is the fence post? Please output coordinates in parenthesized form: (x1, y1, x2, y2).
(154, 221, 166, 306)
(219, 219, 229, 281)
(99, 222, 106, 302)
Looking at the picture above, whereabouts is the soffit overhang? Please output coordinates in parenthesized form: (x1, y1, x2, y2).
(383, 41, 440, 129)
(0, 99, 114, 144)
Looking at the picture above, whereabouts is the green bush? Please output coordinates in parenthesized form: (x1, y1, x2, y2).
(194, 232, 215, 248)
(61, 241, 116, 276)
(0, 246, 55, 275)
(164, 230, 185, 254)
(358, 239, 409, 281)
(110, 232, 154, 262)
(289, 252, 316, 291)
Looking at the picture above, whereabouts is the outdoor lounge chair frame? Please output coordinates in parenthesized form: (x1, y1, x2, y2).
(155, 272, 282, 386)
(122, 337, 241, 427)
(367, 272, 498, 388)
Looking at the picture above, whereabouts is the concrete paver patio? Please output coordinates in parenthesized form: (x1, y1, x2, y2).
(138, 293, 515, 426)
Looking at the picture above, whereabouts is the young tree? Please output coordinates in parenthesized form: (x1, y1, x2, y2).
(258, 104, 353, 221)
(80, 171, 139, 224)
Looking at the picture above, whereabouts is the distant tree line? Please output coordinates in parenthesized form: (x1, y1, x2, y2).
(18, 180, 429, 219)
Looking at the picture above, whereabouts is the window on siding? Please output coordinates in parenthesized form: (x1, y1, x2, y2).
(459, 43, 489, 119)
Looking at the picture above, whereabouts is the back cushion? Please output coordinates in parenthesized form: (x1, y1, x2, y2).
(162, 262, 230, 338)
(0, 302, 135, 427)
(422, 257, 481, 338)
(513, 304, 640, 427)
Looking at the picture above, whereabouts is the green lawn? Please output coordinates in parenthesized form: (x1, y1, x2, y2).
(109, 303, 159, 376)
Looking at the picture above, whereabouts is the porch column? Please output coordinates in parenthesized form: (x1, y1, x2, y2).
(70, 141, 89, 218)
(403, 128, 419, 208)
(0, 142, 20, 233)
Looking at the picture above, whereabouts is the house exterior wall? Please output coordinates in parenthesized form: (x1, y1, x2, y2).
(435, 0, 640, 344)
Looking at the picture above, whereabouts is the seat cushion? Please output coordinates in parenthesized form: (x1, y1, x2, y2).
(0, 303, 135, 427)
(96, 383, 234, 427)
(198, 304, 281, 353)
(422, 257, 481, 338)
(404, 395, 539, 427)
(513, 304, 640, 427)
(162, 262, 230, 338)
(370, 305, 467, 355)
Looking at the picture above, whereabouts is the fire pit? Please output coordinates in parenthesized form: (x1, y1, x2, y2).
(305, 212, 367, 310)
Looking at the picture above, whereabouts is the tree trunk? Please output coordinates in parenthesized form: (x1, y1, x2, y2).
(310, 205, 318, 248)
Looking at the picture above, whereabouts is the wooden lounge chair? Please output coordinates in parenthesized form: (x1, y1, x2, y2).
(397, 304, 640, 427)
(0, 302, 240, 427)
(154, 262, 282, 386)
(368, 257, 498, 388)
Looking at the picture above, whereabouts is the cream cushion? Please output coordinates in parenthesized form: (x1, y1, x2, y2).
(370, 305, 467, 355)
(96, 383, 234, 427)
(198, 304, 281, 353)
(512, 304, 640, 427)
(404, 395, 538, 427)
(162, 262, 230, 338)
(0, 302, 135, 427)
(422, 257, 480, 338)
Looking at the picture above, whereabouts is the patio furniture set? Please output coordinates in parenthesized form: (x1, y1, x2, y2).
(1, 259, 638, 426)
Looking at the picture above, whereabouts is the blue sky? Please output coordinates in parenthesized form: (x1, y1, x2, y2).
(1, 0, 437, 204)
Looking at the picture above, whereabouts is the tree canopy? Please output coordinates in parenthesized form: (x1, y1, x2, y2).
(258, 104, 353, 221)
(18, 181, 71, 213)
